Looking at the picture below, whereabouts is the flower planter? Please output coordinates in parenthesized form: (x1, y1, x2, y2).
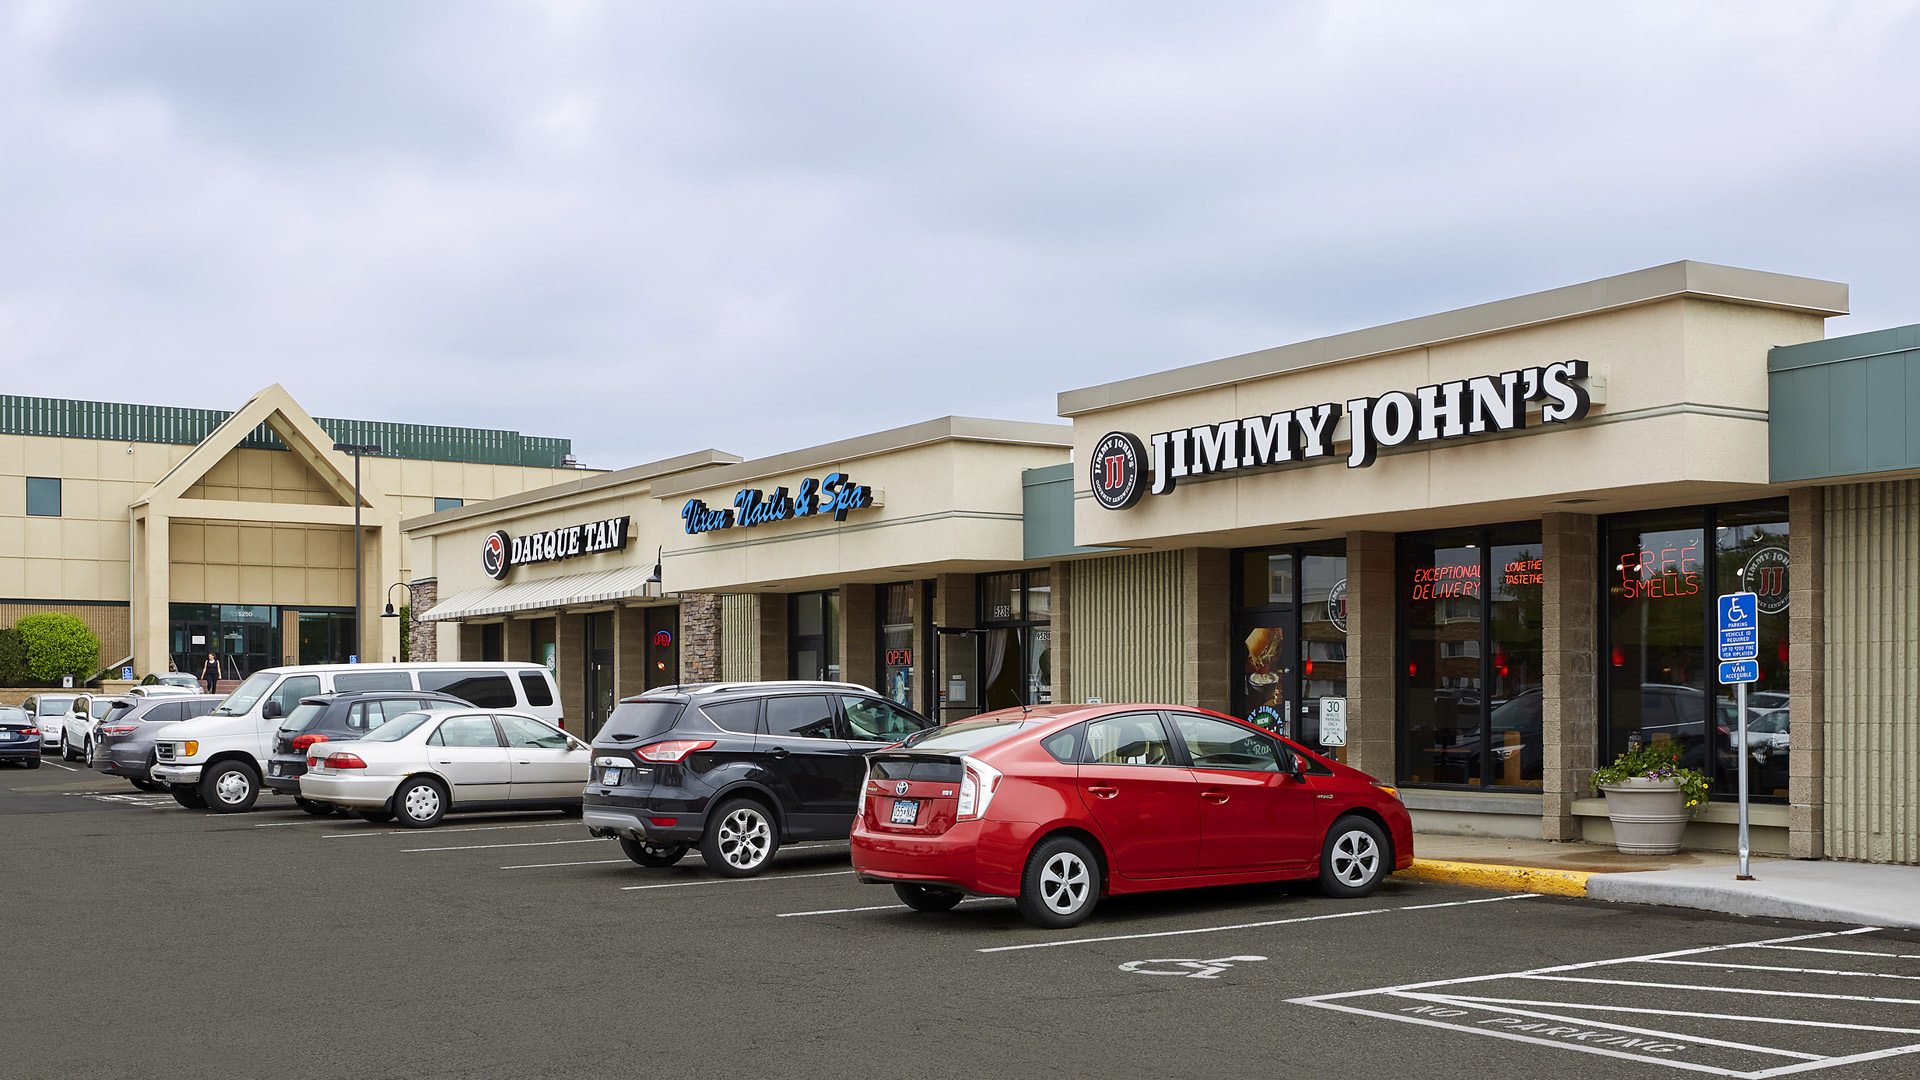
(1598, 777, 1690, 855)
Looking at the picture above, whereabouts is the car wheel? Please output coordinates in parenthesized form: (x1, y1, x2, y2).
(130, 779, 163, 792)
(83, 739, 96, 767)
(700, 798, 779, 877)
(200, 760, 260, 813)
(1318, 815, 1390, 898)
(1017, 835, 1100, 929)
(894, 883, 964, 913)
(619, 837, 689, 867)
(393, 778, 447, 828)
(60, 732, 77, 761)
(294, 797, 336, 817)
(353, 809, 393, 823)
(26, 756, 40, 770)
(170, 785, 208, 809)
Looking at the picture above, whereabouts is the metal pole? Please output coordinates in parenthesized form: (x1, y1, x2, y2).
(352, 451, 362, 664)
(1737, 680, 1752, 879)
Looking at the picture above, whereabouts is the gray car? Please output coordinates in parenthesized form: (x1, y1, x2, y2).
(91, 695, 224, 789)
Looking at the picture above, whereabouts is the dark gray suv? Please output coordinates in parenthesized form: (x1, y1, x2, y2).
(92, 695, 225, 789)
(582, 682, 930, 877)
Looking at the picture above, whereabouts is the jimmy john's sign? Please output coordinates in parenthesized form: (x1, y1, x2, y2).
(1090, 361, 1594, 510)
(482, 516, 631, 580)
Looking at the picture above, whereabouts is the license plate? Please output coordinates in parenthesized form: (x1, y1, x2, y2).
(890, 799, 919, 825)
(603, 768, 623, 786)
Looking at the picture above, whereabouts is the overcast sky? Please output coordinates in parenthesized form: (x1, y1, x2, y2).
(4, 1, 1917, 468)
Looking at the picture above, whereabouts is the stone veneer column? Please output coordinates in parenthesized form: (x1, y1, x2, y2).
(407, 580, 437, 662)
(754, 594, 788, 681)
(557, 613, 586, 736)
(841, 584, 877, 689)
(1183, 549, 1231, 713)
(1541, 513, 1599, 841)
(505, 619, 532, 666)
(679, 594, 722, 683)
(614, 606, 647, 698)
(1343, 532, 1396, 782)
(1788, 487, 1825, 859)
(1049, 561, 1072, 706)
(456, 622, 482, 663)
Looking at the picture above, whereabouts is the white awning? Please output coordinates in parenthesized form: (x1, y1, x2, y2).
(419, 565, 661, 621)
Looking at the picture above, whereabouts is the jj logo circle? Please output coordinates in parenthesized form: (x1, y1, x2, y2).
(482, 530, 513, 580)
(1090, 431, 1148, 511)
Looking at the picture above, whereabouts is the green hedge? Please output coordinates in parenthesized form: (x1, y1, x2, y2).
(15, 613, 101, 684)
(0, 627, 26, 685)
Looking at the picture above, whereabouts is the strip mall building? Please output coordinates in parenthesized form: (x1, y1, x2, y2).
(410, 262, 1920, 866)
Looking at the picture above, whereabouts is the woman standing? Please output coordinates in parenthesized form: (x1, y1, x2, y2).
(200, 651, 219, 695)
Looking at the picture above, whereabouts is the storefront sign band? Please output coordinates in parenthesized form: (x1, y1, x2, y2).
(680, 472, 875, 535)
(482, 515, 631, 580)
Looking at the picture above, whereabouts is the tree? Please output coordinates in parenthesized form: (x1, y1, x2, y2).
(0, 627, 27, 686)
(15, 613, 101, 684)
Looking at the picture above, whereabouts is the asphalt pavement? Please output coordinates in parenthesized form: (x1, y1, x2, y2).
(6, 766, 1920, 1080)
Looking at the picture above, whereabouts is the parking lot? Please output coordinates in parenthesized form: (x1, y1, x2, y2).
(8, 768, 1920, 1080)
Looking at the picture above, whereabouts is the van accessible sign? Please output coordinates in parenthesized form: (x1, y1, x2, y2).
(680, 473, 875, 535)
(1090, 361, 1592, 510)
(482, 516, 631, 580)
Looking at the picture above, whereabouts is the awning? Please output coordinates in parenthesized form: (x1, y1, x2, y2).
(418, 565, 661, 622)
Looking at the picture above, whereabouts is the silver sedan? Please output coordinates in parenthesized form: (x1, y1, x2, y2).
(299, 708, 590, 827)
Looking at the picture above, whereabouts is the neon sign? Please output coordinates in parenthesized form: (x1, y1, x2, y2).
(1619, 543, 1700, 599)
(1410, 563, 1481, 600)
(1503, 557, 1543, 587)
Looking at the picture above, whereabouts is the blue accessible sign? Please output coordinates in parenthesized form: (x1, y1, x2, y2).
(1717, 592, 1758, 662)
(121, 665, 133, 680)
(1718, 660, 1759, 685)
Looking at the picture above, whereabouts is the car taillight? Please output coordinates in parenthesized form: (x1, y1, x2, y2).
(957, 757, 1003, 821)
(23, 727, 38, 737)
(101, 725, 139, 736)
(322, 752, 367, 769)
(856, 764, 871, 820)
(635, 740, 715, 763)
(291, 734, 330, 751)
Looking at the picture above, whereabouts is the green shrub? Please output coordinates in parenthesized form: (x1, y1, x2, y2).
(15, 613, 101, 684)
(0, 627, 26, 685)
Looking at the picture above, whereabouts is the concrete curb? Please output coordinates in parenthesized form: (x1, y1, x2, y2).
(1585, 874, 1920, 930)
(1397, 859, 1591, 897)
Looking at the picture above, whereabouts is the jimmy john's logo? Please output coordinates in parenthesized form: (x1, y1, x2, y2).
(480, 516, 631, 580)
(1092, 361, 1594, 508)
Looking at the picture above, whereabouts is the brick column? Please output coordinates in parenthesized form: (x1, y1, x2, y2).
(1541, 513, 1599, 841)
(1183, 549, 1231, 713)
(1344, 532, 1396, 782)
(407, 580, 437, 662)
(456, 622, 482, 663)
(504, 619, 531, 666)
(557, 613, 586, 736)
(680, 593, 722, 683)
(1050, 561, 1072, 705)
(841, 584, 877, 690)
(754, 594, 788, 681)
(1788, 487, 1825, 859)
(614, 606, 647, 698)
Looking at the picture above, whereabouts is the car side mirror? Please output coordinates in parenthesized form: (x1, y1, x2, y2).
(262, 699, 284, 720)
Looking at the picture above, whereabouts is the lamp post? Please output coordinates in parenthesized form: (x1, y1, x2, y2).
(380, 582, 411, 662)
(333, 441, 381, 663)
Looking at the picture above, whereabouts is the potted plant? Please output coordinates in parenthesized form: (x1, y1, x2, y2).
(1590, 740, 1709, 855)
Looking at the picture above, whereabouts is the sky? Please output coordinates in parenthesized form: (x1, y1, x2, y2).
(4, 1, 1918, 469)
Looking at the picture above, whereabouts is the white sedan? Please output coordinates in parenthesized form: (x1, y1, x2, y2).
(298, 708, 590, 827)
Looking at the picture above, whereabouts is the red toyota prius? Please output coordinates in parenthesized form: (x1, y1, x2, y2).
(850, 703, 1413, 928)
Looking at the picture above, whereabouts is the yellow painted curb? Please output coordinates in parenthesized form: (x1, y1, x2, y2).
(1397, 859, 1591, 897)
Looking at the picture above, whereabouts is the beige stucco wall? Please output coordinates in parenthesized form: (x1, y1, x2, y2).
(1072, 297, 1828, 549)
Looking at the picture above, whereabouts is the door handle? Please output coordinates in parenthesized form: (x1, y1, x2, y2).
(768, 747, 790, 759)
(1200, 790, 1230, 804)
(1086, 783, 1118, 799)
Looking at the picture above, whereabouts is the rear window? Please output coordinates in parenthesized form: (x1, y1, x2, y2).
(519, 673, 555, 708)
(901, 719, 1033, 754)
(598, 701, 686, 743)
(417, 671, 516, 708)
(281, 702, 328, 732)
(700, 699, 762, 734)
(868, 757, 964, 782)
(182, 699, 220, 719)
(333, 671, 413, 692)
(362, 712, 433, 742)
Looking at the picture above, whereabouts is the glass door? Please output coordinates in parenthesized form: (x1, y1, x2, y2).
(584, 611, 615, 738)
(933, 627, 984, 724)
(1232, 608, 1295, 736)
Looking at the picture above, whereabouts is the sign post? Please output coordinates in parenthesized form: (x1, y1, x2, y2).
(1717, 592, 1759, 880)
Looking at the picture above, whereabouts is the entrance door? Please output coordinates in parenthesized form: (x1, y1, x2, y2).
(583, 612, 615, 739)
(932, 627, 985, 724)
(1232, 606, 1296, 738)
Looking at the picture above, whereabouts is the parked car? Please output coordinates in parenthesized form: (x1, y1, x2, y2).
(59, 695, 122, 761)
(849, 703, 1414, 928)
(128, 685, 198, 698)
(299, 708, 590, 827)
(21, 694, 79, 750)
(145, 673, 203, 690)
(581, 682, 935, 875)
(91, 696, 224, 789)
(0, 705, 42, 768)
(149, 662, 561, 813)
(263, 690, 474, 815)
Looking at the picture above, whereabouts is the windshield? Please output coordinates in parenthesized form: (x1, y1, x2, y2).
(213, 672, 278, 716)
(901, 719, 1034, 753)
(280, 702, 327, 733)
(361, 711, 433, 742)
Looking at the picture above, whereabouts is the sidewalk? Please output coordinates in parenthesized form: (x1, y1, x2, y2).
(1397, 833, 1920, 930)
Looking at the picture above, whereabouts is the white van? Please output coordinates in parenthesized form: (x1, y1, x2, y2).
(148, 662, 561, 813)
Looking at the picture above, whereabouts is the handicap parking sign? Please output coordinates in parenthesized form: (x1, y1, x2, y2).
(1718, 592, 1757, 662)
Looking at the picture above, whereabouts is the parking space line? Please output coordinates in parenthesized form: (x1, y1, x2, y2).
(252, 819, 351, 827)
(401, 838, 610, 853)
(621, 870, 853, 891)
(1516, 973, 1920, 1007)
(1417, 994, 1920, 1036)
(44, 762, 79, 772)
(1646, 959, 1920, 983)
(977, 893, 1537, 953)
(501, 859, 631, 869)
(1392, 991, 1827, 1061)
(326, 821, 577, 838)
(1755, 945, 1920, 961)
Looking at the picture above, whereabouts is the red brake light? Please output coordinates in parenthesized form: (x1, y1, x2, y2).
(647, 817, 679, 827)
(322, 752, 367, 769)
(635, 740, 715, 763)
(101, 725, 140, 736)
(291, 733, 330, 751)
(23, 727, 40, 737)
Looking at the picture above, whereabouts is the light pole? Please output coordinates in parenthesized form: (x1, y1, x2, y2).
(333, 441, 381, 663)
(380, 582, 410, 662)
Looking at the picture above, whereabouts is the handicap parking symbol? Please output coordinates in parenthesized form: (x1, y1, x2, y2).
(1119, 955, 1268, 979)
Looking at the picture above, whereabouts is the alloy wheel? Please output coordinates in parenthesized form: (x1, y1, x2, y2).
(1038, 851, 1092, 915)
(1330, 828, 1380, 887)
(214, 769, 252, 806)
(716, 807, 772, 870)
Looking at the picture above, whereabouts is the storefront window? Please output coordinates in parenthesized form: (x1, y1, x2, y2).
(979, 570, 1051, 709)
(645, 607, 678, 689)
(790, 590, 840, 681)
(1604, 500, 1788, 801)
(1231, 542, 1346, 760)
(1398, 523, 1542, 789)
(881, 583, 917, 708)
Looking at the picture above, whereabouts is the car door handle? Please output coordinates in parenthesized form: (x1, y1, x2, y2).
(1200, 790, 1230, 804)
(768, 747, 790, 759)
(1086, 783, 1118, 799)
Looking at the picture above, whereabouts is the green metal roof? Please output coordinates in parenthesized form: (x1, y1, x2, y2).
(1769, 324, 1920, 483)
(0, 394, 573, 468)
